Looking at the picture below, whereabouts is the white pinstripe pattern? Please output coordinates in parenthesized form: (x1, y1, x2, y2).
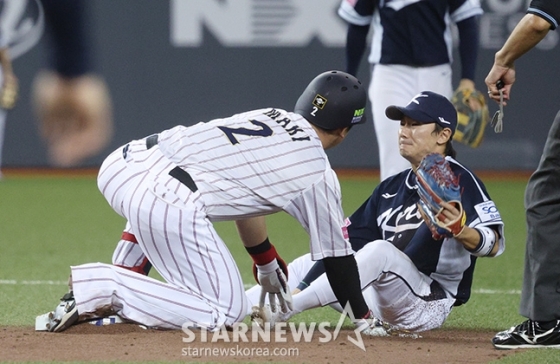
(95, 142, 247, 327)
(111, 223, 146, 268)
(88, 108, 352, 329)
(156, 108, 351, 257)
(112, 240, 145, 268)
(71, 264, 226, 330)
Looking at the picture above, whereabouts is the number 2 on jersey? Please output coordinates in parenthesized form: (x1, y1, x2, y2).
(218, 119, 273, 145)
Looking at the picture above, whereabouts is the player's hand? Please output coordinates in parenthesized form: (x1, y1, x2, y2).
(438, 201, 462, 224)
(256, 260, 293, 313)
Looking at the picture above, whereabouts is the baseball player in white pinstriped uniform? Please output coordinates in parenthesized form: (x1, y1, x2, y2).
(38, 70, 380, 333)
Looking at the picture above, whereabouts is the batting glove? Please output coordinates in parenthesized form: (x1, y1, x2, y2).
(255, 259, 293, 313)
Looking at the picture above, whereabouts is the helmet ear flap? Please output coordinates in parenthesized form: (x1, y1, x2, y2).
(294, 70, 367, 130)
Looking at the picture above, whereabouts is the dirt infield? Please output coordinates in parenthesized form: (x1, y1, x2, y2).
(1, 324, 514, 363)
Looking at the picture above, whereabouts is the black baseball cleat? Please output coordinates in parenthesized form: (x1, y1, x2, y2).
(492, 319, 560, 349)
(46, 291, 79, 332)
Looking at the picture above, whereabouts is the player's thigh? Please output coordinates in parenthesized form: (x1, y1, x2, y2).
(356, 241, 452, 331)
(418, 64, 453, 99)
(125, 179, 247, 307)
(97, 146, 139, 217)
(285, 253, 315, 287)
(356, 241, 432, 304)
(370, 65, 420, 152)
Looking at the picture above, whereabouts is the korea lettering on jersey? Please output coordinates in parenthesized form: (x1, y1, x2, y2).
(345, 158, 504, 303)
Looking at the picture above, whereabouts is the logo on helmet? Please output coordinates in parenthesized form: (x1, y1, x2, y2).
(351, 108, 365, 124)
(313, 94, 327, 109)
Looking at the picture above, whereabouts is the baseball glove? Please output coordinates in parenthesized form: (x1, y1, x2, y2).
(415, 153, 466, 240)
(451, 88, 490, 148)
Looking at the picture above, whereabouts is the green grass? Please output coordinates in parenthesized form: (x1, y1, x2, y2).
(0, 174, 552, 363)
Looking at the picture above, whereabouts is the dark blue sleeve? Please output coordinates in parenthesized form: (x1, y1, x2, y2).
(345, 24, 370, 76)
(456, 16, 479, 81)
(528, 0, 560, 30)
(296, 260, 325, 291)
(402, 225, 444, 276)
(41, 0, 92, 77)
(455, 169, 490, 226)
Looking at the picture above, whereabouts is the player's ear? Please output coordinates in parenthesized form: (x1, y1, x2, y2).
(339, 126, 352, 139)
(437, 127, 453, 145)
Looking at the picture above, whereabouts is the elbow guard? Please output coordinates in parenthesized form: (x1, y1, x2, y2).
(468, 226, 498, 257)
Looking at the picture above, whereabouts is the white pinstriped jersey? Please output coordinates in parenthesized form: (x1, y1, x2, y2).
(91, 107, 355, 330)
(156, 108, 352, 260)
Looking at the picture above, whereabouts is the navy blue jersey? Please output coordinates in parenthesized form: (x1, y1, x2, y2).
(41, 0, 92, 77)
(339, 0, 483, 66)
(347, 157, 504, 304)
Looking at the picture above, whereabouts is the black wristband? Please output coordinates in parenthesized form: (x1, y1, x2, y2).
(245, 238, 271, 255)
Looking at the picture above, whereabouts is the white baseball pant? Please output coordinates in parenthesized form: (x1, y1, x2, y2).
(73, 139, 249, 330)
(371, 64, 453, 180)
(247, 240, 455, 332)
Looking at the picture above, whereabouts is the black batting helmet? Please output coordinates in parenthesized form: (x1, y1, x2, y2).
(294, 70, 367, 130)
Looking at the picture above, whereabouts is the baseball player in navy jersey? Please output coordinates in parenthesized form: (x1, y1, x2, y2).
(338, 0, 483, 181)
(485, 0, 560, 349)
(247, 91, 505, 334)
(38, 70, 379, 333)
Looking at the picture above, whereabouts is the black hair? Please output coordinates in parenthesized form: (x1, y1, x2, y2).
(317, 124, 353, 135)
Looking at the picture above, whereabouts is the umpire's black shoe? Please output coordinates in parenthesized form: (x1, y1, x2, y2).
(493, 319, 560, 349)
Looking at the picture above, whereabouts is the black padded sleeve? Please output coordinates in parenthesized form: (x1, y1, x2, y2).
(323, 255, 369, 319)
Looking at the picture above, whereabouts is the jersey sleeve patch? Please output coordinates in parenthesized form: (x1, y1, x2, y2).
(474, 201, 501, 223)
(342, 217, 351, 240)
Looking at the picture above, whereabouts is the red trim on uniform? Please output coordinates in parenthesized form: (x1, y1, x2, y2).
(121, 232, 138, 243)
(115, 257, 151, 276)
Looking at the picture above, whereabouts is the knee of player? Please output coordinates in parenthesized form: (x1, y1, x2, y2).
(355, 239, 400, 264)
